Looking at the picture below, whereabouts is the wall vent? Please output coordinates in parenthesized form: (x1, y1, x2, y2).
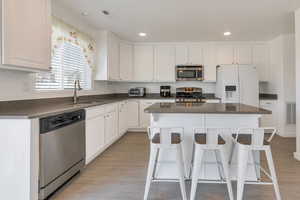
(286, 102, 296, 125)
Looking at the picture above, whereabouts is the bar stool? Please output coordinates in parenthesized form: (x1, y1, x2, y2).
(234, 128, 281, 200)
(190, 128, 234, 200)
(144, 127, 187, 200)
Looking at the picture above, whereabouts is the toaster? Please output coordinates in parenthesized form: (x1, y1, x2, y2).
(128, 87, 146, 97)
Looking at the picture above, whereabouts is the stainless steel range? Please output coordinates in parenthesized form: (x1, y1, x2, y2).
(176, 87, 203, 103)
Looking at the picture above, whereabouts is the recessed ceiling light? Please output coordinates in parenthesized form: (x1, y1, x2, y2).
(139, 32, 147, 37)
(81, 11, 89, 16)
(102, 10, 110, 15)
(224, 32, 232, 36)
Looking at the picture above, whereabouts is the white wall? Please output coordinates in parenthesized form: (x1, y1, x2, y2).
(0, 1, 113, 101)
(268, 34, 296, 138)
(294, 9, 300, 160)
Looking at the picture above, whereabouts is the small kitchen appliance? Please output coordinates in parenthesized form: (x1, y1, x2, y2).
(176, 65, 204, 81)
(160, 86, 171, 97)
(128, 87, 146, 97)
(176, 87, 203, 103)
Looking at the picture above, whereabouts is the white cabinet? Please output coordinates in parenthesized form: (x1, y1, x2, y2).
(86, 114, 105, 164)
(188, 45, 203, 65)
(260, 100, 278, 127)
(85, 106, 106, 164)
(139, 101, 155, 128)
(94, 31, 120, 81)
(85, 103, 118, 164)
(104, 110, 118, 144)
(216, 45, 235, 65)
(235, 45, 252, 65)
(2, 0, 51, 71)
(216, 44, 252, 65)
(104, 104, 118, 143)
(253, 45, 270, 82)
(127, 100, 140, 128)
(120, 43, 133, 81)
(175, 44, 203, 65)
(203, 44, 217, 82)
(108, 33, 120, 80)
(134, 45, 154, 81)
(154, 45, 176, 82)
(118, 101, 129, 135)
(175, 45, 188, 65)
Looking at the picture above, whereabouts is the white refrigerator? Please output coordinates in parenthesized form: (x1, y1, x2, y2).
(216, 65, 259, 107)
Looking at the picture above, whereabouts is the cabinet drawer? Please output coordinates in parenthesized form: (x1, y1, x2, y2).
(86, 106, 105, 119)
(105, 103, 118, 113)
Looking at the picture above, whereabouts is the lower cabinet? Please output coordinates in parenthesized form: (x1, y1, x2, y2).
(259, 100, 278, 127)
(126, 100, 140, 129)
(104, 110, 118, 144)
(139, 101, 155, 128)
(85, 103, 118, 165)
(85, 107, 106, 164)
(118, 101, 129, 135)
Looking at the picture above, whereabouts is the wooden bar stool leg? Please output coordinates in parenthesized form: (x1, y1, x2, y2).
(190, 146, 204, 200)
(144, 145, 159, 200)
(237, 145, 249, 200)
(219, 149, 234, 200)
(265, 147, 282, 200)
(176, 145, 187, 200)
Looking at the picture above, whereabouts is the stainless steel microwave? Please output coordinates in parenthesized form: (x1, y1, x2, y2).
(176, 65, 204, 81)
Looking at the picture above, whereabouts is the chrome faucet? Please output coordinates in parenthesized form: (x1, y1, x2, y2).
(73, 80, 82, 104)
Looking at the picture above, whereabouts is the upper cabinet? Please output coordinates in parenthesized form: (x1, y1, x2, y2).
(134, 45, 154, 81)
(175, 44, 203, 65)
(108, 33, 120, 80)
(94, 31, 120, 81)
(175, 45, 188, 65)
(119, 42, 133, 81)
(154, 45, 176, 82)
(235, 45, 253, 65)
(188, 45, 203, 65)
(216, 44, 252, 65)
(2, 0, 51, 71)
(216, 44, 235, 65)
(253, 44, 270, 82)
(203, 43, 217, 82)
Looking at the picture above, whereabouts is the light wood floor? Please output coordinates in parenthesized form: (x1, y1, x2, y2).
(51, 132, 300, 200)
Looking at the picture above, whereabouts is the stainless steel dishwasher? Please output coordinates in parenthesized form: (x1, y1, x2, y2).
(39, 110, 85, 200)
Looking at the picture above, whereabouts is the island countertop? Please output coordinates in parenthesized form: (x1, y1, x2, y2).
(144, 103, 271, 114)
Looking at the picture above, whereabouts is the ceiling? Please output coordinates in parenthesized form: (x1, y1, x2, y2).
(53, 0, 300, 42)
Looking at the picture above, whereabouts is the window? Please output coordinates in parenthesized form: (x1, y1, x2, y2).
(36, 16, 95, 91)
(36, 42, 91, 90)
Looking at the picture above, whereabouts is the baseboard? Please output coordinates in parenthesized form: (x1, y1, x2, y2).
(294, 152, 300, 161)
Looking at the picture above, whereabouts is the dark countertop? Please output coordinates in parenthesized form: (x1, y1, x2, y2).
(145, 103, 272, 114)
(0, 93, 222, 119)
(259, 93, 278, 100)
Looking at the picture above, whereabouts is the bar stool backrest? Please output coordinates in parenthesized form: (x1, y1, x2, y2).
(147, 127, 184, 147)
(235, 127, 277, 146)
(194, 128, 237, 145)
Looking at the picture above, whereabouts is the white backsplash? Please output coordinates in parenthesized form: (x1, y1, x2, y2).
(110, 81, 216, 94)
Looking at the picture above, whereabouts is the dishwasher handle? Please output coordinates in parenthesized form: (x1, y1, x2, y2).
(40, 110, 85, 134)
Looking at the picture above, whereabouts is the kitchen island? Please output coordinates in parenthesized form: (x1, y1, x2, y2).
(145, 103, 271, 180)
